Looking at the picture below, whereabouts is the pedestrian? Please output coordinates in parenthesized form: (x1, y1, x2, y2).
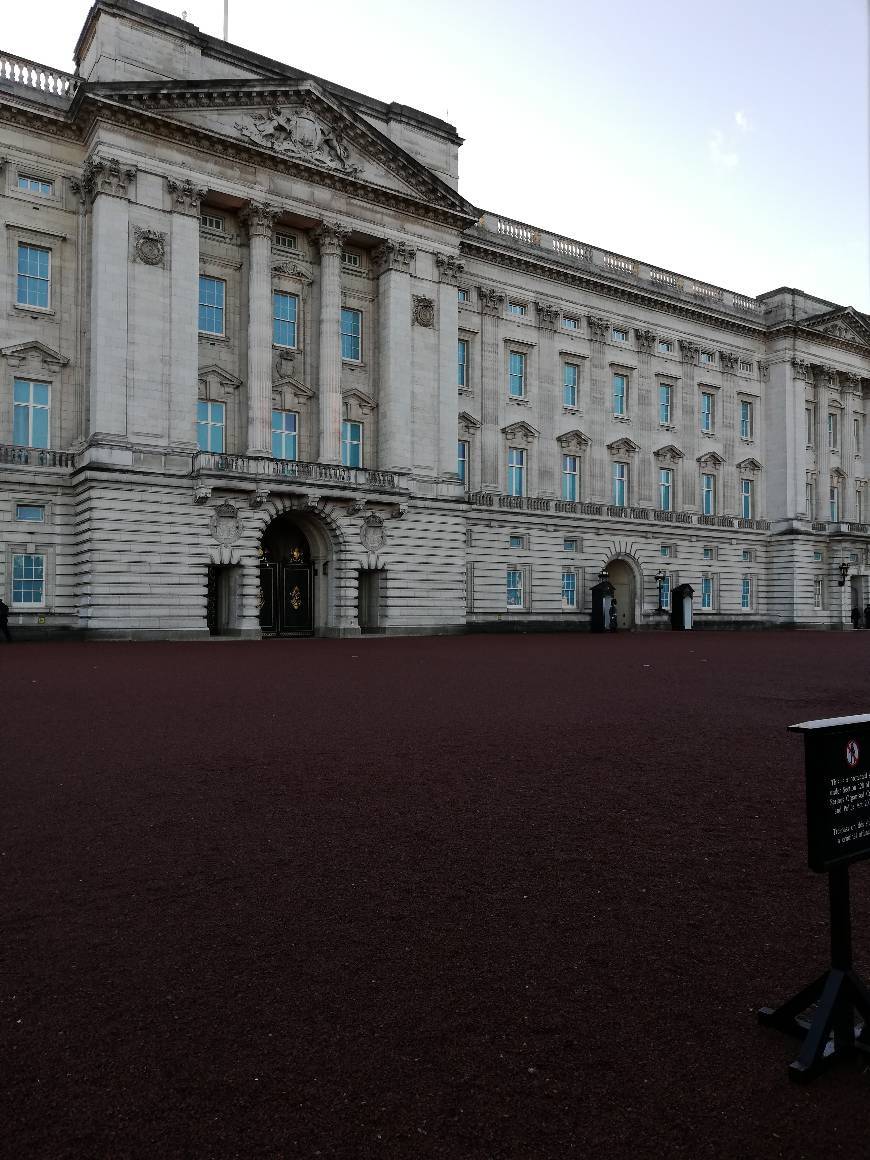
(864, 603, 870, 629)
(609, 596, 618, 632)
(851, 606, 862, 630)
(0, 597, 11, 643)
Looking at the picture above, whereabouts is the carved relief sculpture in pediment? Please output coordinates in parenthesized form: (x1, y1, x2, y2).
(1, 340, 69, 370)
(234, 105, 361, 175)
(697, 451, 725, 469)
(607, 437, 640, 455)
(736, 458, 762, 474)
(653, 444, 684, 465)
(272, 261, 313, 284)
(501, 421, 539, 444)
(557, 429, 590, 453)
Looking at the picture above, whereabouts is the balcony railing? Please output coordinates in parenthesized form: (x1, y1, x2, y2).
(192, 451, 404, 491)
(0, 444, 75, 468)
(0, 52, 78, 101)
(467, 491, 773, 530)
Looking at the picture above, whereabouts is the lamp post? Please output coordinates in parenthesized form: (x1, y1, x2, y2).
(838, 561, 850, 587)
(597, 568, 609, 584)
(654, 568, 668, 611)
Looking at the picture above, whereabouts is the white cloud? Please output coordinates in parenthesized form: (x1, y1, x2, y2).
(708, 130, 739, 170)
(734, 110, 751, 132)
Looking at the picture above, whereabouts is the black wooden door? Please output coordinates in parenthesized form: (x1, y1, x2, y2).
(259, 563, 278, 635)
(280, 565, 313, 634)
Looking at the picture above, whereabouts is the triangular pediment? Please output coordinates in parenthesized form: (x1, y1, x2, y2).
(802, 307, 870, 348)
(342, 387, 376, 413)
(273, 377, 314, 399)
(697, 451, 725, 468)
(653, 443, 684, 461)
(458, 411, 481, 431)
(736, 457, 762, 473)
(0, 340, 69, 368)
(81, 80, 476, 222)
(607, 437, 640, 455)
(198, 363, 242, 388)
(557, 428, 590, 449)
(501, 421, 540, 441)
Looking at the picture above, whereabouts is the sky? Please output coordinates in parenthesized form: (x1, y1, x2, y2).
(5, 0, 869, 309)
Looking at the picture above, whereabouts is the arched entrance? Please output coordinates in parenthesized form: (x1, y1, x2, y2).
(605, 558, 636, 630)
(259, 517, 315, 636)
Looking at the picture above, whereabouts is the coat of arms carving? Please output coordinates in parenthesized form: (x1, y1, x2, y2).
(210, 502, 241, 546)
(360, 513, 386, 551)
(234, 106, 360, 175)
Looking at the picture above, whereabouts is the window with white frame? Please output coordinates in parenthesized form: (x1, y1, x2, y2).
(271, 410, 298, 460)
(658, 339, 673, 354)
(342, 250, 362, 268)
(660, 572, 671, 610)
(272, 290, 299, 348)
(562, 454, 579, 501)
(813, 550, 824, 562)
(702, 546, 715, 561)
(507, 447, 526, 496)
(701, 472, 716, 516)
(739, 360, 753, 373)
(274, 232, 298, 250)
(509, 534, 526, 549)
(11, 553, 45, 607)
(562, 316, 580, 331)
(701, 574, 714, 609)
(660, 544, 672, 557)
(341, 308, 362, 361)
(506, 568, 524, 609)
(508, 351, 526, 398)
(612, 327, 628, 343)
(563, 538, 578, 552)
(700, 390, 714, 433)
(341, 420, 363, 467)
(457, 440, 469, 486)
(740, 478, 753, 519)
(458, 339, 469, 389)
(563, 363, 578, 408)
(806, 477, 816, 516)
(814, 577, 824, 609)
(196, 400, 225, 452)
(612, 373, 627, 416)
(458, 288, 469, 303)
(561, 569, 578, 609)
(612, 461, 628, 507)
(15, 503, 45, 522)
(508, 302, 527, 316)
(830, 482, 841, 521)
(17, 242, 50, 308)
(198, 275, 225, 335)
(742, 549, 754, 563)
(741, 575, 753, 609)
(18, 175, 53, 196)
(13, 379, 50, 448)
(659, 383, 672, 425)
(700, 351, 715, 365)
(200, 212, 224, 232)
(806, 405, 815, 447)
(740, 400, 753, 439)
(828, 411, 839, 449)
(659, 467, 673, 512)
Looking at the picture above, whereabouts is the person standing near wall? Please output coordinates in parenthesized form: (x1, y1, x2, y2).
(0, 598, 11, 643)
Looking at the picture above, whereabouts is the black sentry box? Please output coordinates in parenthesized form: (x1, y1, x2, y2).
(791, 716, 870, 873)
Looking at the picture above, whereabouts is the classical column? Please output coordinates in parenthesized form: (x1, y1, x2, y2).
(436, 254, 464, 482)
(809, 364, 831, 521)
(587, 316, 610, 501)
(535, 301, 559, 497)
(634, 328, 656, 505)
(242, 203, 279, 457)
(679, 341, 700, 508)
(313, 222, 348, 464)
(73, 156, 136, 443)
(478, 285, 505, 491)
(719, 350, 738, 513)
(372, 240, 416, 472)
(166, 177, 207, 449)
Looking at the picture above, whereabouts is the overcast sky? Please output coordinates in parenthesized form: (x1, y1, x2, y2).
(6, 0, 869, 309)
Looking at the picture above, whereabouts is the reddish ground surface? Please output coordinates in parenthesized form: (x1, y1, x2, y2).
(2, 631, 870, 1159)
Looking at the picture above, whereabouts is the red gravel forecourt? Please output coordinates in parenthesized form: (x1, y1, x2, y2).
(3, 631, 870, 1159)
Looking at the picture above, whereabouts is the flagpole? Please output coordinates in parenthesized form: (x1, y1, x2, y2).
(223, 0, 229, 40)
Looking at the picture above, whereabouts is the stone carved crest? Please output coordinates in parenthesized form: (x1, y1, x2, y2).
(360, 513, 386, 551)
(134, 228, 166, 266)
(210, 501, 241, 545)
(234, 105, 360, 175)
(413, 296, 435, 327)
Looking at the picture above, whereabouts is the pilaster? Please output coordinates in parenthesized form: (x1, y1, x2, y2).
(634, 328, 656, 505)
(242, 202, 280, 456)
(166, 178, 207, 449)
(478, 285, 505, 491)
(535, 301, 559, 497)
(587, 315, 609, 501)
(679, 341, 700, 508)
(436, 253, 464, 483)
(719, 351, 738, 513)
(372, 240, 416, 472)
(313, 222, 348, 464)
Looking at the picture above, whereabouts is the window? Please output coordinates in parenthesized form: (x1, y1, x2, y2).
(458, 288, 469, 303)
(200, 212, 224, 231)
(741, 478, 753, 519)
(562, 316, 580, 331)
(659, 468, 673, 512)
(828, 412, 839, 450)
(660, 544, 672, 557)
(814, 577, 824, 609)
(742, 549, 754, 563)
(17, 242, 50, 308)
(702, 473, 716, 515)
(857, 489, 864, 523)
(506, 568, 524, 609)
(700, 351, 715, 365)
(612, 373, 627, 416)
(806, 405, 815, 447)
(700, 391, 714, 433)
(18, 175, 53, 196)
(562, 454, 579, 501)
(741, 576, 753, 610)
(457, 440, 469, 486)
(854, 417, 862, 455)
(342, 250, 362, 268)
(341, 420, 363, 467)
(458, 339, 469, 389)
(272, 290, 299, 348)
(341, 308, 362, 361)
(806, 478, 815, 516)
(271, 410, 298, 460)
(830, 484, 840, 522)
(739, 360, 753, 373)
(274, 232, 298, 250)
(612, 327, 628, 343)
(701, 575, 713, 609)
(196, 400, 225, 452)
(13, 379, 50, 449)
(658, 339, 673, 354)
(612, 461, 628, 507)
(659, 383, 672, 425)
(563, 363, 578, 408)
(703, 547, 714, 561)
(508, 351, 526, 398)
(508, 302, 527, 316)
(562, 570, 578, 609)
(11, 553, 45, 607)
(740, 400, 753, 439)
(507, 447, 526, 496)
(660, 573, 671, 610)
(509, 535, 525, 549)
(563, 538, 578, 552)
(15, 503, 45, 522)
(198, 276, 225, 335)
(814, 550, 824, 562)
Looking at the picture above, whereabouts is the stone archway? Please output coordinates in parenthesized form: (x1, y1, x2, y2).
(604, 557, 637, 630)
(256, 506, 342, 637)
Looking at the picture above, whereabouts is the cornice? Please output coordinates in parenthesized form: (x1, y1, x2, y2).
(767, 320, 870, 359)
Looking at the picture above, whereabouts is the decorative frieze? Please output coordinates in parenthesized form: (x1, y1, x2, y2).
(477, 286, 505, 315)
(372, 239, 416, 274)
(435, 253, 464, 285)
(72, 156, 136, 204)
(166, 177, 208, 215)
(234, 104, 361, 176)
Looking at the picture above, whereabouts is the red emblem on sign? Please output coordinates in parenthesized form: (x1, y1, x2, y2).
(846, 739, 860, 767)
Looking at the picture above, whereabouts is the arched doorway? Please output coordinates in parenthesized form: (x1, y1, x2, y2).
(605, 558, 636, 630)
(259, 517, 314, 636)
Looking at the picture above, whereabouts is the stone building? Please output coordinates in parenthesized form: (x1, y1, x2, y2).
(1, 0, 869, 638)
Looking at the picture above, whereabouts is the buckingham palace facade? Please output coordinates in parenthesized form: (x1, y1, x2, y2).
(1, 0, 869, 638)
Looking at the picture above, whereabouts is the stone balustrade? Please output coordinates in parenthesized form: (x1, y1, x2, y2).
(192, 451, 404, 492)
(0, 444, 75, 468)
(0, 51, 78, 100)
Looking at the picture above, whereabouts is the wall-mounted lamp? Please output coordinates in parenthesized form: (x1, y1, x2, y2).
(597, 568, 609, 584)
(838, 560, 851, 586)
(654, 569, 668, 610)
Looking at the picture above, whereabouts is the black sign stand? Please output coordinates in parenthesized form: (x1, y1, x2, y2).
(759, 714, 870, 1082)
